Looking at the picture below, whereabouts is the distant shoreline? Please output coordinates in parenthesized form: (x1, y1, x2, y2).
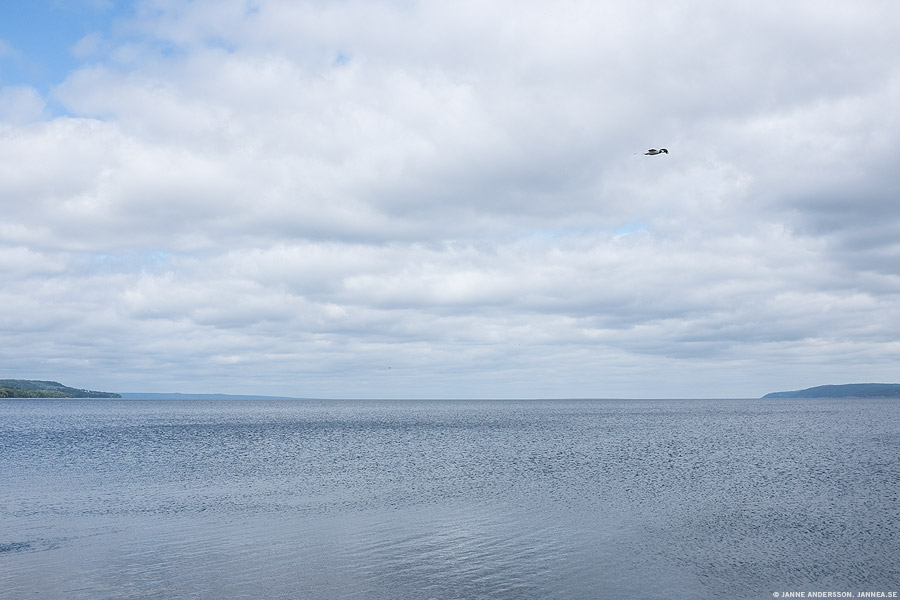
(0, 379, 121, 398)
(0, 380, 311, 400)
(762, 383, 900, 399)
(5, 379, 899, 400)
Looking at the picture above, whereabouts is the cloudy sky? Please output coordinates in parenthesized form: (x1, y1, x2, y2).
(2, 0, 899, 398)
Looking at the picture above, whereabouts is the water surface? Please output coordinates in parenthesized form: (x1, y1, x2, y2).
(1, 398, 898, 599)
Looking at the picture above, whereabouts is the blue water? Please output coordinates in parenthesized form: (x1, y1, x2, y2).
(1, 398, 898, 599)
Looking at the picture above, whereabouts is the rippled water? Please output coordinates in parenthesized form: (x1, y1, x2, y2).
(1, 398, 898, 599)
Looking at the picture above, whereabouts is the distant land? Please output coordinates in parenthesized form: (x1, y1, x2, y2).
(763, 383, 900, 399)
(0, 379, 121, 398)
(6, 379, 899, 400)
(1, 381, 306, 400)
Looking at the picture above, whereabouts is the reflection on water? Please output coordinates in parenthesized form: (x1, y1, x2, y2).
(1, 398, 898, 599)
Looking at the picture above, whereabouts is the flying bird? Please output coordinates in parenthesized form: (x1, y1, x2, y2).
(644, 148, 668, 155)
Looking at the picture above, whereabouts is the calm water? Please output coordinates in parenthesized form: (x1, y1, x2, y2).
(1, 398, 898, 599)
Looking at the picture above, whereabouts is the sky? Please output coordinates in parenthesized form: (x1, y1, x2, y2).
(2, 0, 899, 398)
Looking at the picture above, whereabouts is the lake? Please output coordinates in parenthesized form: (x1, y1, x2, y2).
(1, 398, 898, 599)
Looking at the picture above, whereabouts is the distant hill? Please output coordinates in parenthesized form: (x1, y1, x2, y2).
(0, 379, 121, 398)
(763, 383, 900, 399)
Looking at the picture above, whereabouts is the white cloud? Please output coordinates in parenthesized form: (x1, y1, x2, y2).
(0, 86, 46, 123)
(2, 0, 900, 397)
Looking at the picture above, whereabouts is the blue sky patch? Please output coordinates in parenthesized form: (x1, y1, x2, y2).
(0, 1, 134, 93)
